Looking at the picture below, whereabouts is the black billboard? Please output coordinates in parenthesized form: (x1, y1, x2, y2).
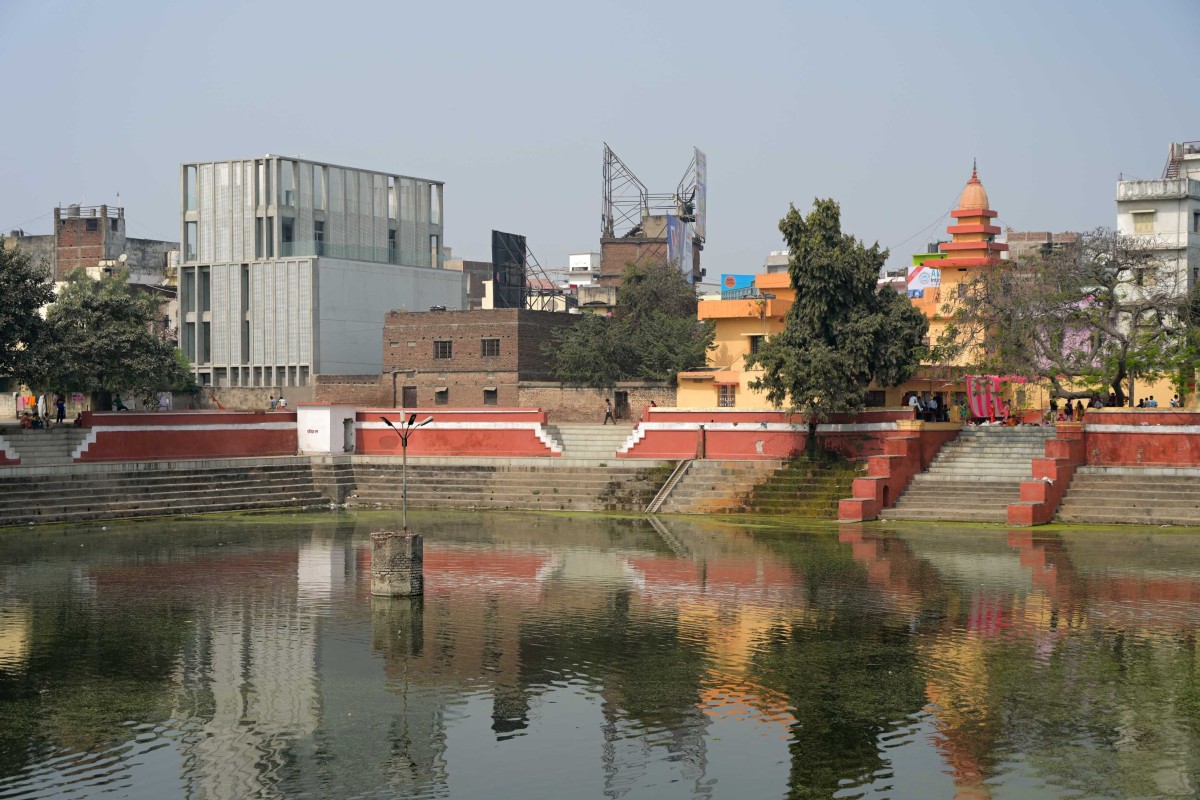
(491, 230, 527, 310)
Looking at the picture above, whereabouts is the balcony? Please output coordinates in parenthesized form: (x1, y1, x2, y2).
(698, 296, 791, 320)
(1117, 178, 1200, 201)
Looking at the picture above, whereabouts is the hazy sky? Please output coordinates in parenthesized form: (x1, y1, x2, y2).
(2, 0, 1198, 283)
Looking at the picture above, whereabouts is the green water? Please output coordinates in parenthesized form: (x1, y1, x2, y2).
(3, 511, 1200, 799)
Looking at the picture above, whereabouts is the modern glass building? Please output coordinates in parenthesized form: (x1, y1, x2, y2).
(178, 156, 464, 390)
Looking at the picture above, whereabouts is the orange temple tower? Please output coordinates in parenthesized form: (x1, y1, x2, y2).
(924, 162, 1008, 354)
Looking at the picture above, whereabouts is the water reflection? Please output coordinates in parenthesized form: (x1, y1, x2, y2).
(2, 513, 1200, 798)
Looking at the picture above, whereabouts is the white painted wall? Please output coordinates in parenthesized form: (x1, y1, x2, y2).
(296, 403, 357, 453)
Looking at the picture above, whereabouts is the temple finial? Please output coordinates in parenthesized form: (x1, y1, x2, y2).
(972, 157, 977, 177)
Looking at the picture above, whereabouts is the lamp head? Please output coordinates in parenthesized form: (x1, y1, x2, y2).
(408, 413, 417, 426)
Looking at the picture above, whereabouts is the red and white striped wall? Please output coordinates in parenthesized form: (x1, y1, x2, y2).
(355, 408, 561, 458)
(74, 411, 298, 461)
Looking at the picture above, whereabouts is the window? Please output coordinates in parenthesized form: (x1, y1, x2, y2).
(748, 335, 763, 355)
(718, 385, 736, 408)
(240, 265, 250, 312)
(85, 218, 98, 232)
(255, 218, 264, 259)
(313, 165, 325, 211)
(434, 340, 453, 359)
(181, 268, 195, 312)
(431, 234, 440, 268)
(241, 320, 250, 363)
(388, 177, 397, 218)
(435, 388, 449, 405)
(1194, 211, 1200, 234)
(388, 229, 397, 262)
(280, 160, 296, 206)
(198, 267, 211, 312)
(185, 165, 197, 210)
(111, 218, 118, 232)
(1133, 210, 1155, 234)
(865, 390, 887, 407)
(185, 221, 198, 261)
(281, 219, 294, 255)
(430, 184, 441, 225)
(481, 338, 500, 357)
(183, 322, 196, 360)
(200, 321, 211, 363)
(483, 388, 498, 406)
(256, 161, 269, 206)
(265, 217, 274, 257)
(314, 221, 325, 256)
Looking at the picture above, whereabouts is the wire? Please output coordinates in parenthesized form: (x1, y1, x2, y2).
(886, 193, 959, 253)
(0, 210, 53, 236)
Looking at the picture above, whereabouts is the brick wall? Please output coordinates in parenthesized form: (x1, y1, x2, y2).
(313, 374, 390, 406)
(55, 208, 118, 281)
(600, 239, 667, 286)
(518, 382, 675, 422)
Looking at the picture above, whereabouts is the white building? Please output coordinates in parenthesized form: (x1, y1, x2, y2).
(1116, 141, 1200, 288)
(178, 155, 465, 389)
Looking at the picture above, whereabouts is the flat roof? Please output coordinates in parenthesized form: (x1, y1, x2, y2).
(179, 155, 443, 186)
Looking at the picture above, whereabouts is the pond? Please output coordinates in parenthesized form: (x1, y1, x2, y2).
(2, 511, 1200, 799)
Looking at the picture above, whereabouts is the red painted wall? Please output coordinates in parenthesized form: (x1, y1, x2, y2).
(1083, 409, 1200, 467)
(76, 411, 297, 461)
(355, 408, 559, 458)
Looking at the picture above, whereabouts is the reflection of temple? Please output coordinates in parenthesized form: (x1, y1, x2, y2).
(840, 523, 1200, 799)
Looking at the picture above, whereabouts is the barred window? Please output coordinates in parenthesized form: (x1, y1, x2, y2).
(481, 338, 500, 357)
(718, 385, 736, 408)
(434, 340, 452, 359)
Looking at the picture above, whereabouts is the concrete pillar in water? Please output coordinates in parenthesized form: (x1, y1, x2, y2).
(371, 530, 423, 597)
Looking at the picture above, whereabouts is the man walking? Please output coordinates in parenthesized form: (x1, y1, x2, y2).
(603, 398, 615, 425)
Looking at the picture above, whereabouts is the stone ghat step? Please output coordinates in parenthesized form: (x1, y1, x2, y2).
(0, 480, 322, 511)
(0, 495, 328, 527)
(883, 508, 1010, 522)
(0, 467, 317, 491)
(911, 473, 1029, 483)
(898, 487, 1024, 501)
(1057, 511, 1200, 526)
(1060, 498, 1200, 511)
(354, 488, 641, 504)
(347, 497, 627, 512)
(1068, 475, 1200, 486)
(1064, 485, 1200, 498)
(352, 473, 654, 489)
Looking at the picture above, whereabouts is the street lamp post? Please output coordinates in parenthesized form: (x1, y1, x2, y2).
(380, 413, 433, 530)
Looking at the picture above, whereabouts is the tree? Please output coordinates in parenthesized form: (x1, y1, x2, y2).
(0, 237, 55, 383)
(36, 269, 192, 409)
(936, 228, 1184, 405)
(745, 199, 927, 451)
(544, 260, 715, 388)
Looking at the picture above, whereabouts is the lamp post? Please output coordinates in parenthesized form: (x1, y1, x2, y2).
(380, 413, 433, 530)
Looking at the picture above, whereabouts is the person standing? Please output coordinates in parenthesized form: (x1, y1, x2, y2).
(603, 398, 615, 425)
(269, 395, 277, 411)
(278, 396, 287, 410)
(55, 395, 65, 426)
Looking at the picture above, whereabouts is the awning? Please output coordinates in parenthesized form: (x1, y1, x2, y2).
(713, 379, 740, 386)
(435, 386, 448, 392)
(483, 386, 497, 391)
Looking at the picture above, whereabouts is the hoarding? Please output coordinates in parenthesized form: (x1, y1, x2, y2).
(666, 216, 694, 283)
(720, 274, 756, 299)
(491, 230, 527, 309)
(693, 147, 707, 242)
(907, 262, 941, 299)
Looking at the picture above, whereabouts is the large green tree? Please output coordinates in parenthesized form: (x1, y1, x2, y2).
(36, 268, 192, 408)
(0, 237, 55, 382)
(544, 260, 714, 388)
(745, 199, 927, 450)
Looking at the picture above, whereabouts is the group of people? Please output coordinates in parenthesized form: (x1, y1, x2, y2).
(268, 395, 288, 411)
(906, 393, 950, 423)
(19, 394, 73, 429)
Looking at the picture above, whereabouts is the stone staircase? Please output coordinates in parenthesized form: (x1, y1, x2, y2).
(0, 427, 93, 467)
(545, 423, 636, 463)
(887, 427, 1056, 523)
(746, 458, 864, 517)
(1058, 468, 1200, 526)
(0, 460, 326, 527)
(347, 461, 669, 513)
(655, 460, 784, 514)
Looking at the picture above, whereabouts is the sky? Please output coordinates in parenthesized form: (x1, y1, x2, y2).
(2, 0, 1199, 284)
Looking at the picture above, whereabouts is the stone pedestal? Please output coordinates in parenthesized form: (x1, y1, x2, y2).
(371, 530, 423, 596)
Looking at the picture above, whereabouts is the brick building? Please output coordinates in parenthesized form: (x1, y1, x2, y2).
(4, 204, 178, 284)
(382, 308, 577, 408)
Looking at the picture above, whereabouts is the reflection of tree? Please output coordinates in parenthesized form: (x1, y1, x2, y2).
(0, 586, 191, 778)
(751, 531, 927, 799)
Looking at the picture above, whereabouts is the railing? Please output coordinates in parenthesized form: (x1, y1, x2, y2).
(646, 459, 692, 514)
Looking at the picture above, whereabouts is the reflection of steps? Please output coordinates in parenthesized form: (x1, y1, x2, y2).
(0, 460, 325, 527)
(0, 427, 93, 466)
(348, 462, 665, 513)
(544, 423, 635, 462)
(888, 427, 1055, 523)
(656, 460, 783, 514)
(1059, 468, 1200, 525)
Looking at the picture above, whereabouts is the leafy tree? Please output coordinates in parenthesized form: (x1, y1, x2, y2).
(936, 228, 1184, 405)
(36, 268, 191, 409)
(745, 199, 927, 451)
(0, 237, 55, 383)
(544, 260, 714, 388)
